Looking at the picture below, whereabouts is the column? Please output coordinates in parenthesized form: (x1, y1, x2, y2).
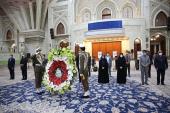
(41, 0, 50, 29)
(20, 6, 30, 30)
(68, 0, 73, 48)
(36, 0, 42, 30)
(167, 31, 170, 57)
(29, 1, 34, 29)
(18, 33, 26, 54)
(14, 29, 19, 53)
(167, 38, 170, 57)
(48, 3, 53, 48)
(140, 0, 144, 17)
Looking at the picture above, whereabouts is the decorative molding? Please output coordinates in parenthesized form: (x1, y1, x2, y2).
(79, 8, 91, 23)
(53, 5, 68, 12)
(20, 30, 45, 40)
(96, 1, 117, 19)
(85, 28, 124, 36)
(53, 10, 68, 20)
(150, 27, 169, 38)
(54, 34, 69, 38)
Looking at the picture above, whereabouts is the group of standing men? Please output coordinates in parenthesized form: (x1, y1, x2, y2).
(7, 45, 169, 97)
(140, 50, 168, 85)
(8, 48, 47, 94)
(76, 46, 132, 98)
(8, 54, 28, 80)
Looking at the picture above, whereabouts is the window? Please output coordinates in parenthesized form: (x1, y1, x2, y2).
(155, 11, 167, 26)
(102, 8, 111, 19)
(6, 30, 12, 40)
(56, 23, 65, 35)
(123, 6, 133, 18)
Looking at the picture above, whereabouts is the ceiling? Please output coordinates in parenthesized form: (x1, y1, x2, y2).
(1, 0, 36, 7)
(0, 7, 6, 16)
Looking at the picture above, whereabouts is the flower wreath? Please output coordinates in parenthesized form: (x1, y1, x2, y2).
(43, 47, 77, 94)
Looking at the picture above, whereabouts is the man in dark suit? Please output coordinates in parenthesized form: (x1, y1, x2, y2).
(8, 54, 15, 79)
(20, 55, 28, 80)
(154, 50, 168, 85)
(88, 55, 91, 77)
(147, 51, 153, 78)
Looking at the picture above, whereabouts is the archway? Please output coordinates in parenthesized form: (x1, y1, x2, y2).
(5, 30, 14, 53)
(134, 38, 141, 59)
(155, 11, 167, 26)
(6, 30, 12, 40)
(150, 34, 166, 55)
(102, 8, 111, 19)
(56, 23, 65, 35)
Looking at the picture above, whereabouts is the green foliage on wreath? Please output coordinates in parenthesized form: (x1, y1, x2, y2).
(48, 48, 77, 73)
(44, 47, 77, 94)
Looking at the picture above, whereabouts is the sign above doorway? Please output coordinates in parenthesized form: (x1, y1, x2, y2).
(88, 20, 123, 30)
(86, 20, 124, 36)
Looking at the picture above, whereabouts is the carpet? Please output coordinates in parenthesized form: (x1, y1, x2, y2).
(0, 75, 170, 113)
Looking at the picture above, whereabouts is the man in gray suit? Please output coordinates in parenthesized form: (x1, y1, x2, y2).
(140, 50, 150, 85)
(125, 51, 131, 77)
(106, 53, 112, 76)
(79, 44, 90, 98)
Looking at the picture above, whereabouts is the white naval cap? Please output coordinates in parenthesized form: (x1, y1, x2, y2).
(36, 47, 42, 52)
(79, 44, 85, 48)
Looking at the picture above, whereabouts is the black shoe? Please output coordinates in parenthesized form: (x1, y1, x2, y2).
(145, 83, 149, 85)
(157, 83, 160, 85)
(41, 90, 45, 94)
(81, 95, 90, 98)
(36, 92, 43, 95)
(161, 83, 165, 85)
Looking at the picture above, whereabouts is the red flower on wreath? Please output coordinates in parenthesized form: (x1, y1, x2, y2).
(48, 60, 68, 86)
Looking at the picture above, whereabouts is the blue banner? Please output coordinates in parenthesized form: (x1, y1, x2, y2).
(88, 20, 122, 31)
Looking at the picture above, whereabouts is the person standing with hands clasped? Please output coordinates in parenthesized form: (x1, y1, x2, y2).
(154, 50, 168, 85)
(31, 47, 45, 94)
(20, 54, 28, 80)
(140, 50, 150, 85)
(125, 51, 131, 77)
(79, 44, 90, 98)
(116, 53, 127, 84)
(98, 54, 109, 83)
(106, 53, 112, 76)
(8, 54, 15, 80)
